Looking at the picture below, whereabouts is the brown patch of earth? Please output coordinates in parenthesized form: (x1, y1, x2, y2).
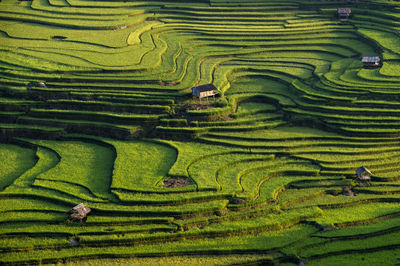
(182, 103, 214, 111)
(163, 178, 190, 188)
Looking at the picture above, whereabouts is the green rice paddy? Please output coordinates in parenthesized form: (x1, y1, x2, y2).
(1, 0, 400, 264)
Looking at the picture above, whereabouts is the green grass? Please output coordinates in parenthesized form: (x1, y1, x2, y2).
(300, 230, 400, 258)
(0, 224, 314, 264)
(28, 109, 164, 125)
(107, 140, 177, 192)
(0, 222, 176, 240)
(188, 152, 271, 191)
(9, 146, 60, 188)
(216, 155, 276, 195)
(60, 254, 275, 266)
(27, 140, 115, 199)
(234, 101, 276, 116)
(380, 61, 400, 77)
(227, 77, 289, 95)
(33, 178, 108, 202)
(0, 198, 66, 213)
(306, 248, 400, 266)
(158, 140, 245, 178)
(315, 215, 400, 238)
(0, 144, 37, 191)
(203, 207, 322, 233)
(112, 190, 222, 204)
(82, 199, 230, 217)
(309, 202, 400, 228)
(0, 211, 66, 223)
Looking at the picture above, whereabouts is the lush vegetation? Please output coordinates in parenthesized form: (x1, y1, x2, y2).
(1, 0, 400, 264)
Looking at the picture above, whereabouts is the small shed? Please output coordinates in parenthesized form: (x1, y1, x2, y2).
(68, 203, 91, 222)
(192, 84, 217, 101)
(362, 56, 381, 67)
(67, 237, 80, 247)
(356, 166, 372, 181)
(337, 8, 351, 19)
(29, 81, 47, 88)
(36, 82, 46, 88)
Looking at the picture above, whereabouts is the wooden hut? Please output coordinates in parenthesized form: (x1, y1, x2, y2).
(337, 8, 351, 20)
(68, 237, 80, 246)
(68, 203, 91, 222)
(192, 84, 217, 101)
(32, 82, 46, 88)
(356, 166, 372, 181)
(362, 56, 381, 67)
(38, 82, 46, 87)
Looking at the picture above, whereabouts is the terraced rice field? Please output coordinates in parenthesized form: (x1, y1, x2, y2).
(1, 0, 400, 264)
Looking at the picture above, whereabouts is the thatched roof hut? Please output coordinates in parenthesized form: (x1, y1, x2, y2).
(68, 203, 91, 222)
(356, 166, 372, 180)
(68, 237, 80, 246)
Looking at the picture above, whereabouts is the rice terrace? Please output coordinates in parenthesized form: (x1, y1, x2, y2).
(1, 0, 400, 264)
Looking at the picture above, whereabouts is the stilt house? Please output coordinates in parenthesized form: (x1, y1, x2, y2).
(337, 8, 351, 20)
(362, 56, 381, 67)
(192, 84, 217, 101)
(356, 166, 372, 181)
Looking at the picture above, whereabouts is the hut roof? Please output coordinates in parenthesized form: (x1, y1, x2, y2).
(68, 238, 79, 246)
(362, 56, 380, 63)
(72, 203, 91, 216)
(192, 84, 217, 93)
(356, 166, 372, 177)
(35, 82, 46, 88)
(337, 8, 351, 15)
